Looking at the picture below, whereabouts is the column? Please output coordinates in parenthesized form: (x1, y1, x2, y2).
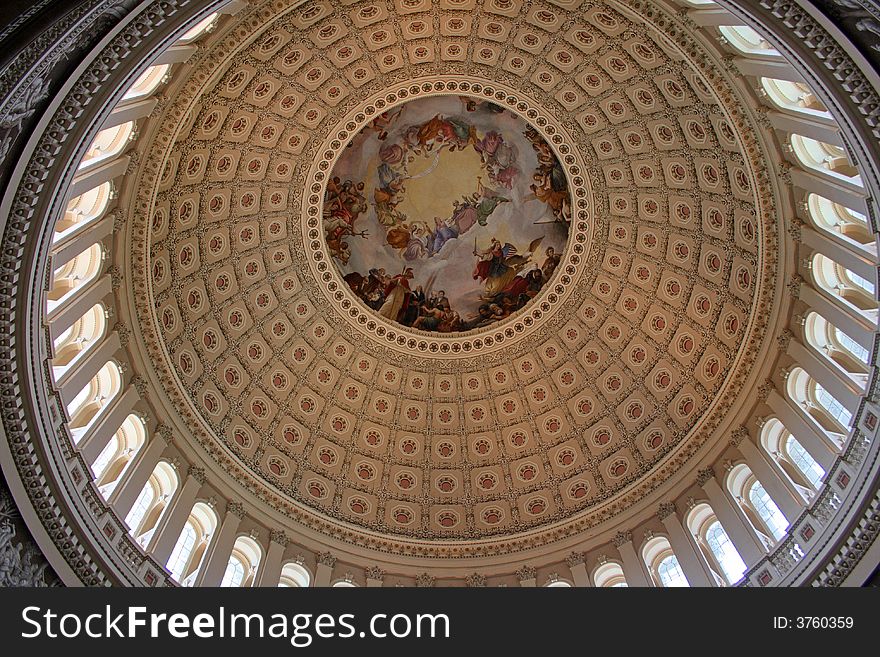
(801, 224, 876, 280)
(734, 432, 806, 523)
(47, 275, 112, 340)
(106, 427, 169, 516)
(799, 284, 874, 351)
(51, 215, 114, 271)
(767, 111, 841, 146)
(255, 531, 288, 587)
(314, 552, 335, 586)
(791, 168, 865, 208)
(155, 44, 197, 65)
(57, 332, 121, 406)
(365, 567, 385, 588)
(147, 466, 205, 564)
(104, 97, 158, 130)
(566, 552, 592, 587)
(69, 156, 129, 198)
(767, 389, 839, 470)
(194, 502, 244, 586)
(78, 386, 139, 463)
(734, 57, 805, 82)
(687, 8, 742, 26)
(787, 338, 862, 413)
(698, 467, 766, 567)
(612, 531, 651, 587)
(516, 566, 537, 587)
(658, 503, 714, 587)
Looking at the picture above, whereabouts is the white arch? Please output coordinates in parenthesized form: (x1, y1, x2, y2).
(279, 562, 312, 588)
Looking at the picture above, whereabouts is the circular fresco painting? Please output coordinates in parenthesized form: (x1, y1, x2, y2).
(323, 95, 572, 333)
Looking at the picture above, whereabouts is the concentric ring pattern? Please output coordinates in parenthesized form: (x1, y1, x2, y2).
(131, 0, 779, 544)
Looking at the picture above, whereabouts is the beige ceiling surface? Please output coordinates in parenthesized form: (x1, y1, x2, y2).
(127, 0, 781, 553)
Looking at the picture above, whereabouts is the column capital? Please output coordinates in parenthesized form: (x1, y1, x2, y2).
(155, 423, 173, 444)
(787, 274, 803, 299)
(131, 375, 148, 397)
(317, 551, 337, 567)
(187, 465, 207, 484)
(657, 501, 677, 520)
(465, 573, 487, 587)
(365, 566, 385, 582)
(226, 500, 246, 519)
(757, 379, 775, 402)
(611, 530, 632, 548)
(269, 529, 289, 547)
(729, 425, 748, 448)
(565, 551, 585, 567)
(696, 466, 715, 487)
(415, 573, 435, 587)
(515, 565, 536, 581)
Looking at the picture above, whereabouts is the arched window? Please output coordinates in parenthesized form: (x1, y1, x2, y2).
(279, 562, 311, 588)
(759, 417, 826, 495)
(687, 503, 747, 586)
(787, 367, 851, 446)
(66, 360, 123, 442)
(92, 413, 147, 497)
(727, 463, 789, 546)
(55, 182, 113, 243)
(806, 193, 874, 255)
(331, 578, 357, 587)
(719, 25, 778, 56)
(785, 436, 826, 490)
(748, 481, 788, 541)
(166, 502, 217, 585)
(47, 243, 104, 312)
(642, 536, 689, 587)
(124, 461, 178, 547)
(122, 64, 170, 101)
(811, 253, 877, 321)
(803, 312, 869, 388)
(544, 576, 573, 587)
(52, 303, 107, 380)
(221, 555, 245, 588)
(760, 78, 829, 117)
(78, 121, 135, 170)
(791, 134, 862, 186)
(220, 536, 262, 588)
(178, 13, 218, 43)
(592, 561, 628, 588)
(705, 521, 747, 584)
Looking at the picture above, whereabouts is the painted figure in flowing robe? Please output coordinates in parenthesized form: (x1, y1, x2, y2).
(378, 268, 414, 322)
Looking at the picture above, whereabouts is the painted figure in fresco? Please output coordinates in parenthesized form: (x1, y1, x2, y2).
(449, 178, 509, 235)
(415, 114, 478, 153)
(324, 177, 369, 262)
(459, 96, 505, 114)
(367, 107, 402, 141)
(542, 246, 561, 280)
(429, 215, 460, 255)
(378, 267, 415, 323)
(474, 131, 520, 189)
(473, 235, 545, 298)
(402, 222, 431, 261)
(523, 126, 571, 222)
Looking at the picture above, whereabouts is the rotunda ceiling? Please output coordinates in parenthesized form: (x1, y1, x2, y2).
(128, 0, 780, 551)
(325, 94, 571, 333)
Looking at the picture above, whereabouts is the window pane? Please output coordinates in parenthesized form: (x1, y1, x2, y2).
(657, 555, 689, 587)
(785, 436, 825, 488)
(815, 383, 852, 427)
(706, 521, 747, 584)
(748, 482, 788, 541)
